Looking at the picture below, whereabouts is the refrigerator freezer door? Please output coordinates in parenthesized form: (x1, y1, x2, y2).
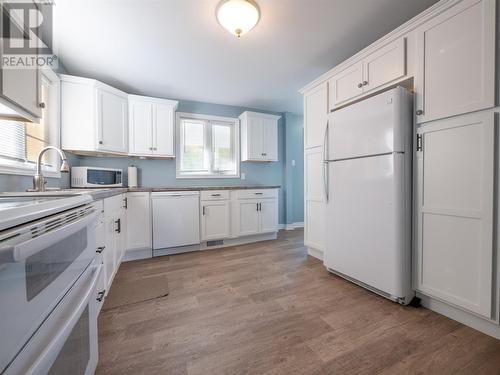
(327, 86, 411, 161)
(325, 153, 410, 299)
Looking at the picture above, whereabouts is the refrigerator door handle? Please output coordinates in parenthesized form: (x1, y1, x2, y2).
(323, 120, 329, 203)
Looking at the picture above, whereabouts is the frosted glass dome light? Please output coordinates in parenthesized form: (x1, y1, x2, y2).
(216, 0, 260, 38)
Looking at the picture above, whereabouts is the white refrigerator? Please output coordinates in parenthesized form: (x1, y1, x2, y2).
(324, 86, 414, 305)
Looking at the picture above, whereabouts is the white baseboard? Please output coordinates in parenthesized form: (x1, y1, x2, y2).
(307, 247, 323, 261)
(123, 248, 152, 262)
(417, 292, 500, 340)
(279, 222, 305, 231)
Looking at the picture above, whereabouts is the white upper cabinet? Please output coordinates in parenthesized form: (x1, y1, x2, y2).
(329, 38, 406, 110)
(61, 74, 128, 155)
(240, 111, 281, 162)
(415, 112, 494, 318)
(329, 62, 364, 108)
(0, 4, 42, 122)
(129, 101, 153, 155)
(128, 95, 178, 158)
(415, 0, 495, 124)
(98, 89, 128, 153)
(363, 38, 406, 94)
(304, 82, 328, 149)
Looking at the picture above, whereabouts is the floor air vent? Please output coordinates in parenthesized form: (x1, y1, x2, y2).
(207, 240, 224, 247)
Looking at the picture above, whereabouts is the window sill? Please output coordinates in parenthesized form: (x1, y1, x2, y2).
(0, 164, 61, 179)
(176, 173, 240, 179)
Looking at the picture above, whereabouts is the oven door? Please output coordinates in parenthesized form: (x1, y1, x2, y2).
(4, 263, 102, 375)
(0, 207, 97, 373)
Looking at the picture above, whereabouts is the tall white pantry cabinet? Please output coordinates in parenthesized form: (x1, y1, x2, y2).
(301, 0, 500, 339)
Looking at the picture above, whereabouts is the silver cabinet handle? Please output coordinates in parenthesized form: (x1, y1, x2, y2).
(96, 246, 105, 254)
(202, 206, 206, 215)
(363, 81, 368, 86)
(416, 110, 424, 116)
(38, 102, 45, 109)
(211, 193, 221, 197)
(254, 192, 263, 195)
(357, 83, 363, 88)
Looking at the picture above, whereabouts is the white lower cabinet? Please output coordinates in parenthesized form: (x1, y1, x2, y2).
(260, 200, 278, 233)
(102, 194, 127, 292)
(201, 200, 231, 240)
(236, 189, 279, 236)
(125, 192, 151, 251)
(304, 147, 326, 254)
(238, 200, 261, 236)
(415, 112, 495, 318)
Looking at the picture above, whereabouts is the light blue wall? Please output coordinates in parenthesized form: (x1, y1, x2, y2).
(284, 113, 304, 225)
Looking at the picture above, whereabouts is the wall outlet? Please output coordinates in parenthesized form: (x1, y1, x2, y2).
(291, 160, 296, 167)
(241, 173, 246, 180)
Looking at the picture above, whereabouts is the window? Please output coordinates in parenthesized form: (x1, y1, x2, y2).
(0, 69, 60, 176)
(176, 113, 239, 178)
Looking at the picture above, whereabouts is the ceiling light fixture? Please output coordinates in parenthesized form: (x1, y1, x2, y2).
(216, 0, 260, 38)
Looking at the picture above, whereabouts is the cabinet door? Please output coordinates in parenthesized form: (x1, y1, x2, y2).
(259, 200, 278, 233)
(117, 209, 127, 262)
(247, 117, 264, 160)
(415, 0, 495, 124)
(304, 83, 328, 149)
(363, 38, 406, 94)
(263, 118, 278, 161)
(154, 104, 175, 157)
(126, 193, 151, 250)
(98, 90, 128, 153)
(238, 200, 260, 236)
(304, 147, 326, 252)
(104, 218, 117, 290)
(201, 201, 230, 240)
(129, 101, 153, 155)
(328, 61, 363, 110)
(2, 60, 41, 118)
(415, 112, 494, 318)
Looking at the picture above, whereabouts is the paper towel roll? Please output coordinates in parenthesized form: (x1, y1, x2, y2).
(128, 166, 138, 188)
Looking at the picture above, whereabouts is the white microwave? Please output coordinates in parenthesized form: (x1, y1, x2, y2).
(71, 166, 123, 188)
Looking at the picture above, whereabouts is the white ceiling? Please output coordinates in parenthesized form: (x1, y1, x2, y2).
(53, 0, 438, 114)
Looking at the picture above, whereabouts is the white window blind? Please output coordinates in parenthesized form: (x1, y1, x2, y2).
(0, 120, 26, 161)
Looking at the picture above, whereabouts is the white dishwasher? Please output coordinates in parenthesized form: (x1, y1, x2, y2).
(151, 191, 200, 256)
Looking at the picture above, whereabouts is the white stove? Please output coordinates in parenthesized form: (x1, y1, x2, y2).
(0, 192, 100, 374)
(0, 194, 92, 231)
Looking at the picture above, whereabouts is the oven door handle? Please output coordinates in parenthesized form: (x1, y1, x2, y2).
(0, 210, 97, 264)
(22, 264, 102, 375)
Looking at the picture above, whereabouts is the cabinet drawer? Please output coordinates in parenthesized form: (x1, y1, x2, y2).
(238, 189, 278, 200)
(201, 190, 230, 201)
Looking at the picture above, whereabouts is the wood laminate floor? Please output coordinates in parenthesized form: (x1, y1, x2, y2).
(96, 229, 500, 375)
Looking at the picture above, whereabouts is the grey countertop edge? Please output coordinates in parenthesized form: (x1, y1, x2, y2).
(86, 186, 281, 200)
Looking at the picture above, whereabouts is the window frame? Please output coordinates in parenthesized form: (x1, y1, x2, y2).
(0, 67, 61, 178)
(176, 112, 240, 179)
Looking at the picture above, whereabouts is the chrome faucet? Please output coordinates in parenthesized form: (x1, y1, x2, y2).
(32, 146, 70, 192)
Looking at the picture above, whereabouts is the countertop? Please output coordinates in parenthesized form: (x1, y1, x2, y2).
(82, 185, 281, 200)
(0, 186, 281, 202)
